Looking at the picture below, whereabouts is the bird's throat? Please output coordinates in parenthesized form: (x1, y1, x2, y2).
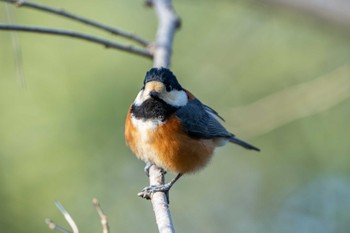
(131, 98, 178, 121)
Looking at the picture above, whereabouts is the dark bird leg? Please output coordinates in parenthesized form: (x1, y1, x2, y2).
(138, 173, 183, 203)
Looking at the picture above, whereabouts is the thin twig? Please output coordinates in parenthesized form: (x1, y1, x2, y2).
(45, 218, 73, 233)
(0, 24, 153, 58)
(1, 0, 151, 46)
(92, 198, 110, 233)
(5, 4, 26, 88)
(54, 200, 79, 233)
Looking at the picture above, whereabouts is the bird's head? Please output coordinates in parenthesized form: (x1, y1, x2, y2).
(134, 67, 188, 107)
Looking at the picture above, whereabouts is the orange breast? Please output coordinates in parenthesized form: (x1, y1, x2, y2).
(125, 106, 216, 174)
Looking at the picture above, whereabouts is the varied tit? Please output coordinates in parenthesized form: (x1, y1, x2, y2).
(125, 67, 260, 196)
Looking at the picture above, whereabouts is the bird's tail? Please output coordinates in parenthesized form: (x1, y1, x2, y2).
(229, 137, 260, 151)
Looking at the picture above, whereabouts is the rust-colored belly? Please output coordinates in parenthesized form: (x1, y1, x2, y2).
(125, 108, 215, 174)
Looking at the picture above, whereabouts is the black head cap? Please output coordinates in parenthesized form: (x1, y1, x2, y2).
(144, 67, 183, 91)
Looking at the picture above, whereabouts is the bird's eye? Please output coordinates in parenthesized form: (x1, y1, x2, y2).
(166, 85, 172, 92)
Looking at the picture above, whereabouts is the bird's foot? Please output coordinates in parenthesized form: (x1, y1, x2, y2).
(137, 183, 172, 201)
(143, 162, 152, 177)
(144, 162, 167, 177)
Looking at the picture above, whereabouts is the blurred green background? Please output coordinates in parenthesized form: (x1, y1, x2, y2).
(1, 0, 350, 232)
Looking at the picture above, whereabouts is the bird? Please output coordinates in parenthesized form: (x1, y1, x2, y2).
(125, 67, 260, 198)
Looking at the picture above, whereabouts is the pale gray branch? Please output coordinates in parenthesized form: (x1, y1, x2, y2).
(148, 165, 175, 233)
(143, 0, 180, 233)
(152, 0, 180, 68)
(45, 201, 78, 233)
(92, 198, 110, 233)
(54, 200, 79, 233)
(0, 24, 153, 58)
(1, 0, 151, 46)
(45, 219, 72, 233)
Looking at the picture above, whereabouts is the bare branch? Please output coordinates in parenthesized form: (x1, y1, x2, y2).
(54, 200, 79, 233)
(0, 24, 153, 58)
(45, 219, 72, 233)
(148, 165, 175, 233)
(92, 198, 110, 233)
(45, 201, 78, 233)
(137, 1, 180, 232)
(152, 0, 180, 68)
(1, 0, 151, 46)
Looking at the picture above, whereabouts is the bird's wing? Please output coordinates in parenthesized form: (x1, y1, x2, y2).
(176, 99, 261, 151)
(175, 99, 233, 139)
(184, 89, 225, 121)
(203, 104, 225, 121)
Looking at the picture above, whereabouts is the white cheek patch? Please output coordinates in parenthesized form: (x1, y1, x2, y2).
(134, 88, 188, 108)
(134, 90, 150, 106)
(162, 90, 188, 107)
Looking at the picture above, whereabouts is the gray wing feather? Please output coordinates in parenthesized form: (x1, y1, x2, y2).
(176, 99, 233, 139)
(203, 104, 225, 121)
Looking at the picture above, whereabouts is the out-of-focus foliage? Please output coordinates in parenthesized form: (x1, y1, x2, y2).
(1, 0, 350, 232)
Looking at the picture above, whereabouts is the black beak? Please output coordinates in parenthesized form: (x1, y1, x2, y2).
(149, 91, 160, 99)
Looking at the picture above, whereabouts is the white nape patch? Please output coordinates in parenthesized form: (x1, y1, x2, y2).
(162, 90, 188, 107)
